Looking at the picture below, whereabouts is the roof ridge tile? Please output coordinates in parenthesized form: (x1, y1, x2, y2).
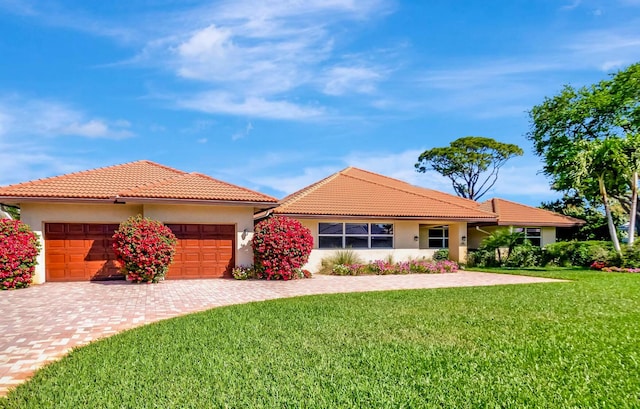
(186, 172, 277, 202)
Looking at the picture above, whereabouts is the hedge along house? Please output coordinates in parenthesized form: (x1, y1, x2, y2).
(0, 161, 277, 283)
(267, 167, 585, 273)
(267, 167, 498, 271)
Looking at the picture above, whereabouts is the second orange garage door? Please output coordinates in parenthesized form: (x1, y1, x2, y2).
(166, 224, 235, 279)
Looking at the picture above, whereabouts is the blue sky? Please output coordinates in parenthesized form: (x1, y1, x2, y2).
(1, 0, 639, 206)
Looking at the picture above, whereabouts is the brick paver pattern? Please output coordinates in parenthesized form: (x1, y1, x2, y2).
(0, 272, 563, 396)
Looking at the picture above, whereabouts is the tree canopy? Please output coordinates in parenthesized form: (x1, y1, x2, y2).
(415, 136, 523, 201)
(527, 62, 640, 253)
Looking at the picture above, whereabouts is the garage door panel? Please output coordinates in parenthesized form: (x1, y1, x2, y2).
(45, 223, 123, 282)
(67, 224, 85, 235)
(167, 224, 235, 279)
(46, 239, 66, 249)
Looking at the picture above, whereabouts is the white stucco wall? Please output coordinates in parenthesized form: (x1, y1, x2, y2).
(20, 202, 255, 283)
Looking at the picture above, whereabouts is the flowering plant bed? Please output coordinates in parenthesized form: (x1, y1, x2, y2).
(232, 265, 312, 280)
(331, 259, 459, 276)
(600, 266, 640, 273)
(0, 218, 41, 290)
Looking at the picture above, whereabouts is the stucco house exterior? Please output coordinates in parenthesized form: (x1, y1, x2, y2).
(0, 161, 277, 283)
(268, 167, 584, 272)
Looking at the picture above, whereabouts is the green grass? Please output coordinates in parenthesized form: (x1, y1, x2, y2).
(2, 269, 640, 408)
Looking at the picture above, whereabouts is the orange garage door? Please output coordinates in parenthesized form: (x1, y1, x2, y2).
(166, 224, 235, 279)
(45, 223, 236, 281)
(45, 223, 123, 282)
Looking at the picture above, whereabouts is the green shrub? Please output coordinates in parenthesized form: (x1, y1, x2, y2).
(432, 249, 449, 261)
(319, 250, 364, 275)
(466, 248, 500, 268)
(232, 265, 255, 280)
(331, 264, 355, 276)
(543, 241, 614, 267)
(621, 242, 640, 268)
(503, 242, 543, 268)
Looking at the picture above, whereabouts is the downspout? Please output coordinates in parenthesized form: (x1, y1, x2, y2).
(254, 209, 273, 222)
(475, 226, 491, 235)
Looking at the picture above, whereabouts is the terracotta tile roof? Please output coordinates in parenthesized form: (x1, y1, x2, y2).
(119, 172, 277, 202)
(0, 160, 277, 204)
(274, 167, 497, 220)
(480, 198, 585, 227)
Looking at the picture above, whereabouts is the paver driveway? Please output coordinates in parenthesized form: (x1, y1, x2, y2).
(0, 272, 563, 396)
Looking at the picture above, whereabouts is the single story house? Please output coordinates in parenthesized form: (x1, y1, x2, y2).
(267, 167, 584, 272)
(0, 160, 277, 283)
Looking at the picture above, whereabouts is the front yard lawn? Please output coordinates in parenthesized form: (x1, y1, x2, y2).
(2, 269, 639, 408)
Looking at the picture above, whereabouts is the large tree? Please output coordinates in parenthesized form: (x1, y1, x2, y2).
(415, 136, 523, 201)
(527, 62, 640, 252)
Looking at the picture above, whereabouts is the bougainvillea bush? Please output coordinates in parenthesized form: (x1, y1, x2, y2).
(0, 218, 41, 290)
(112, 216, 177, 283)
(252, 216, 313, 280)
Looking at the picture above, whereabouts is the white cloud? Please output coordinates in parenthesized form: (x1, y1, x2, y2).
(567, 29, 640, 70)
(138, 0, 392, 118)
(416, 20, 640, 117)
(0, 96, 133, 139)
(251, 166, 340, 196)
(0, 140, 91, 186)
(232, 121, 254, 141)
(561, 0, 582, 10)
(179, 92, 324, 120)
(323, 66, 384, 95)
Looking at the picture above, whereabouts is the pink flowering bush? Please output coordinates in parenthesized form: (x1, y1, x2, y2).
(331, 259, 458, 276)
(112, 216, 177, 283)
(252, 216, 313, 280)
(0, 218, 41, 290)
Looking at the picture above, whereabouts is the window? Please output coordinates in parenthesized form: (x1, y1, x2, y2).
(428, 226, 449, 249)
(318, 222, 394, 249)
(514, 227, 542, 247)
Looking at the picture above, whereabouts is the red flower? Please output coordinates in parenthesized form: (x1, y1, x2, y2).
(252, 216, 313, 280)
(0, 218, 41, 290)
(112, 215, 177, 283)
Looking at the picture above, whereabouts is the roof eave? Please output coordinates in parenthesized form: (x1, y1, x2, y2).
(0, 196, 114, 204)
(0, 196, 279, 208)
(496, 221, 586, 227)
(117, 197, 278, 207)
(272, 212, 497, 222)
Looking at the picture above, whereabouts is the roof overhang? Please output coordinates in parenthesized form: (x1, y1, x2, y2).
(270, 212, 498, 223)
(470, 220, 586, 227)
(0, 196, 278, 209)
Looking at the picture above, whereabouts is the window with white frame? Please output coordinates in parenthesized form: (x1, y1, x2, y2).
(514, 227, 542, 247)
(427, 226, 449, 248)
(318, 222, 394, 249)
